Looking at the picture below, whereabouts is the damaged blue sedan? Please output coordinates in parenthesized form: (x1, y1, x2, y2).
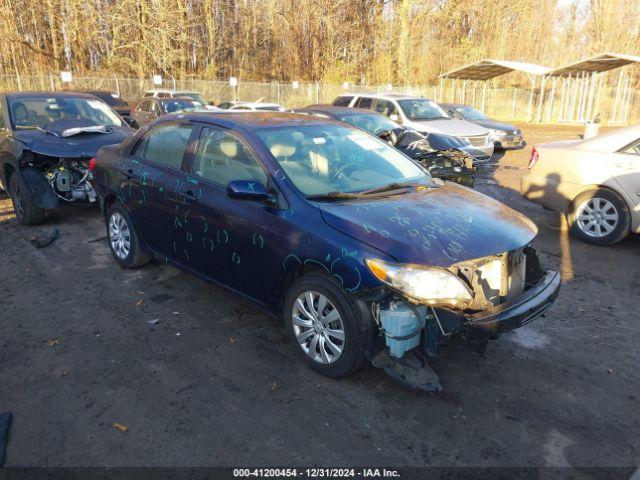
(93, 112, 560, 390)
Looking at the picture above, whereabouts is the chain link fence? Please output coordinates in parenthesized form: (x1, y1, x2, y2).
(0, 74, 636, 124)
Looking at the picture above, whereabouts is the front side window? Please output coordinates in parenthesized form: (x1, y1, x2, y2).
(257, 124, 428, 196)
(9, 96, 124, 129)
(193, 127, 267, 187)
(133, 123, 193, 170)
(373, 100, 398, 118)
(354, 97, 373, 109)
(397, 99, 449, 121)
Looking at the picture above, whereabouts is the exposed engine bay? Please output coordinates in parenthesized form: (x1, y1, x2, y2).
(22, 152, 96, 205)
(377, 128, 475, 186)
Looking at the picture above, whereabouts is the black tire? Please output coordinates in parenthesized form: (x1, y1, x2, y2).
(9, 173, 45, 226)
(284, 273, 375, 378)
(106, 203, 151, 268)
(568, 188, 630, 246)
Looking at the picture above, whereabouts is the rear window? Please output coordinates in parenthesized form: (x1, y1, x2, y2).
(332, 96, 353, 107)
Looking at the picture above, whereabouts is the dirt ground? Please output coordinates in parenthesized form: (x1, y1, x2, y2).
(0, 124, 638, 469)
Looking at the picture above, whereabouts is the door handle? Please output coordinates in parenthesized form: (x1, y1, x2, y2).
(121, 169, 135, 180)
(178, 190, 197, 203)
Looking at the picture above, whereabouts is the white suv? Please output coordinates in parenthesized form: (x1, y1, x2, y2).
(333, 93, 494, 160)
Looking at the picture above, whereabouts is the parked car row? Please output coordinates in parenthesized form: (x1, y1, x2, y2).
(0, 87, 561, 391)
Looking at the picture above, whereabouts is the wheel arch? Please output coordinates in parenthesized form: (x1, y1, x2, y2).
(569, 184, 632, 213)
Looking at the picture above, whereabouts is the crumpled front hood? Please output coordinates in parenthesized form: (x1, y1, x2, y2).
(14, 126, 133, 158)
(409, 119, 489, 137)
(319, 183, 537, 267)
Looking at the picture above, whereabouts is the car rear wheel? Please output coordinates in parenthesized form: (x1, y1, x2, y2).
(106, 204, 151, 268)
(10, 174, 44, 226)
(568, 189, 630, 246)
(284, 273, 374, 378)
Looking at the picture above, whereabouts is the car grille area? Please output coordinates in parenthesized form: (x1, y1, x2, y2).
(464, 134, 489, 147)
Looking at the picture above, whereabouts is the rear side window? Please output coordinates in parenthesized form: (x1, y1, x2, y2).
(133, 123, 193, 170)
(354, 97, 373, 109)
(332, 96, 353, 107)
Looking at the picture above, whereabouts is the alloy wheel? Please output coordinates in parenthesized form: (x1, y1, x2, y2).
(291, 291, 345, 364)
(576, 197, 619, 238)
(109, 212, 131, 260)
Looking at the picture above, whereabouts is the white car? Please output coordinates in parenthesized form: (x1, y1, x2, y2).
(333, 93, 494, 160)
(142, 90, 219, 110)
(522, 124, 640, 245)
(218, 101, 285, 111)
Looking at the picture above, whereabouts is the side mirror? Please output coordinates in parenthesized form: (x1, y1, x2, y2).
(227, 180, 272, 202)
(123, 117, 136, 126)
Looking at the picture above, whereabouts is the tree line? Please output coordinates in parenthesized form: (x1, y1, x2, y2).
(0, 0, 637, 85)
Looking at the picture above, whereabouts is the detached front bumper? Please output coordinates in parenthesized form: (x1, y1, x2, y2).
(465, 270, 561, 341)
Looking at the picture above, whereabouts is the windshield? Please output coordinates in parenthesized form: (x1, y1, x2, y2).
(180, 92, 208, 105)
(9, 97, 124, 129)
(455, 106, 488, 121)
(338, 113, 399, 135)
(398, 99, 449, 121)
(161, 99, 206, 113)
(256, 124, 429, 197)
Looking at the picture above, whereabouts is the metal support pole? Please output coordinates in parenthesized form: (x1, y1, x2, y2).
(557, 78, 565, 121)
(612, 70, 623, 122)
(113, 74, 120, 97)
(49, 72, 55, 91)
(481, 82, 487, 112)
(511, 88, 516, 119)
(276, 81, 280, 105)
(527, 75, 536, 121)
(461, 80, 467, 104)
(585, 72, 597, 121)
(315, 81, 319, 104)
(547, 77, 557, 123)
(439, 77, 444, 102)
(536, 76, 547, 122)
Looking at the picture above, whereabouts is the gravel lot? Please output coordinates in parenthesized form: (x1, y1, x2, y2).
(0, 124, 638, 469)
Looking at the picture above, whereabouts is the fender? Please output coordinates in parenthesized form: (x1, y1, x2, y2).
(18, 167, 59, 209)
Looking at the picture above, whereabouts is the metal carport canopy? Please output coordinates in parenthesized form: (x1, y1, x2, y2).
(547, 52, 640, 77)
(439, 59, 552, 80)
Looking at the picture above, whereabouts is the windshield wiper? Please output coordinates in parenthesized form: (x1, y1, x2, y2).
(358, 182, 419, 195)
(307, 191, 368, 201)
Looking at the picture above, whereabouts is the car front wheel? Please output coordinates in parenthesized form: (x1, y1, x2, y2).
(284, 273, 374, 378)
(10, 174, 44, 225)
(106, 204, 151, 268)
(568, 189, 630, 246)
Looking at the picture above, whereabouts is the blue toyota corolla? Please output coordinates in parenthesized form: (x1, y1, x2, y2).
(93, 112, 560, 391)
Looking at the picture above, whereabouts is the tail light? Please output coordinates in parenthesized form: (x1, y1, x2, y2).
(528, 147, 539, 169)
(88, 157, 97, 171)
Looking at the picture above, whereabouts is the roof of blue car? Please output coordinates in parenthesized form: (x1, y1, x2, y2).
(302, 105, 374, 116)
(5, 91, 101, 100)
(174, 111, 346, 129)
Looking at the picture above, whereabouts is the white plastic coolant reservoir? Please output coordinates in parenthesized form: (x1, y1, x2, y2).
(379, 301, 427, 358)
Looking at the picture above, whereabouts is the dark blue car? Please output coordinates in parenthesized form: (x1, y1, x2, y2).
(93, 112, 560, 390)
(0, 92, 134, 225)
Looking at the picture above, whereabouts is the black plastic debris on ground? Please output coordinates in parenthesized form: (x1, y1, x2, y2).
(30, 229, 60, 249)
